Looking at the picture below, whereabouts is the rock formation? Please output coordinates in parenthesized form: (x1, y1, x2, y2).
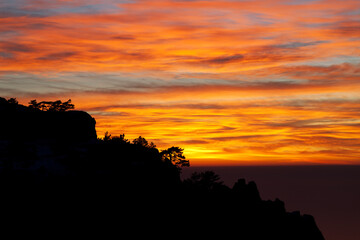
(0, 97, 325, 240)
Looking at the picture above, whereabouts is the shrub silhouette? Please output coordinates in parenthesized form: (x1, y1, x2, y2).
(183, 171, 229, 193)
(132, 136, 156, 148)
(28, 99, 74, 112)
(7, 98, 18, 105)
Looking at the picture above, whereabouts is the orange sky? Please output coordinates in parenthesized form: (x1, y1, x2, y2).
(1, 0, 359, 165)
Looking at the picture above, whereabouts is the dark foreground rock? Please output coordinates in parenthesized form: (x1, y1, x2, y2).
(0, 98, 324, 239)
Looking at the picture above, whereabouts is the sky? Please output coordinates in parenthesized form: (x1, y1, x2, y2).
(1, 0, 359, 165)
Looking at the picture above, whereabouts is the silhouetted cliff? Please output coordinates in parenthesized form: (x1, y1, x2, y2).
(0, 97, 325, 240)
(0, 97, 96, 142)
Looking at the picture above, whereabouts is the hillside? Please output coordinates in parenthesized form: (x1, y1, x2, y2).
(0, 97, 325, 239)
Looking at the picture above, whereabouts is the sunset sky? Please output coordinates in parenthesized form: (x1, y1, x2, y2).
(1, 0, 359, 165)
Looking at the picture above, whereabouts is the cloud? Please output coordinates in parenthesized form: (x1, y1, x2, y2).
(0, 52, 14, 59)
(329, 21, 360, 37)
(179, 139, 209, 145)
(273, 41, 329, 49)
(37, 51, 78, 60)
(203, 54, 244, 65)
(0, 41, 33, 52)
(112, 35, 136, 40)
(0, 0, 123, 18)
(87, 111, 130, 117)
(208, 135, 277, 142)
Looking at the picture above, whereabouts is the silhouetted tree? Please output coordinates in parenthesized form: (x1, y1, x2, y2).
(47, 100, 62, 112)
(103, 131, 112, 141)
(161, 147, 189, 168)
(57, 99, 74, 112)
(7, 98, 18, 105)
(28, 99, 41, 110)
(133, 136, 156, 148)
(28, 99, 74, 112)
(111, 134, 130, 144)
(184, 171, 226, 192)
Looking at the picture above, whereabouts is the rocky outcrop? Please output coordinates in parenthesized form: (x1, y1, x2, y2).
(0, 97, 96, 173)
(0, 98, 96, 142)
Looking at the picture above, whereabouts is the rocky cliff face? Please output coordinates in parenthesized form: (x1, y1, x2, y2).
(0, 98, 96, 142)
(0, 97, 96, 173)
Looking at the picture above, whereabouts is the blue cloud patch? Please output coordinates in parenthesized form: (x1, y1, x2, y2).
(274, 41, 329, 49)
(0, 0, 123, 18)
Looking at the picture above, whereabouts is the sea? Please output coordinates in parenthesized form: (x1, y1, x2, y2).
(181, 165, 360, 240)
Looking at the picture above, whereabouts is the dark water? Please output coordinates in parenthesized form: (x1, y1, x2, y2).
(182, 165, 360, 240)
